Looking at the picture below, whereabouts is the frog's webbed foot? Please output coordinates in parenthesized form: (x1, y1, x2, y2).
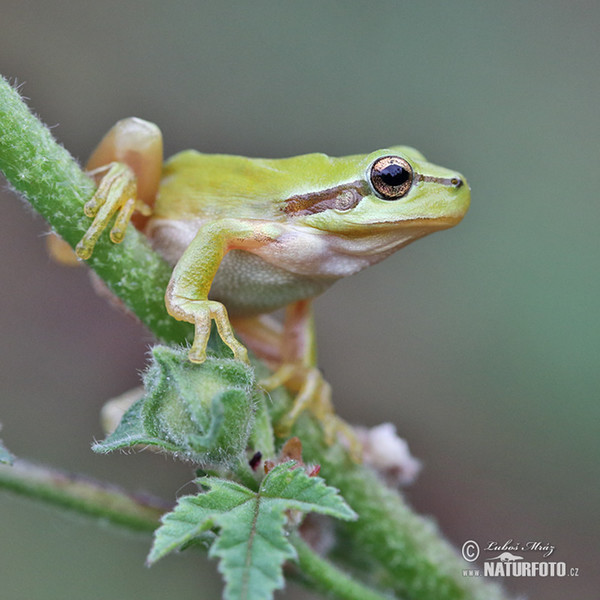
(261, 364, 362, 460)
(76, 162, 152, 259)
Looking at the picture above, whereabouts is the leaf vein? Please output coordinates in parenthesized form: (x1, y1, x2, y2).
(240, 493, 261, 600)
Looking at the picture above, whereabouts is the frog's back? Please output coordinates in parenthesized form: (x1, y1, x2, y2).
(154, 149, 341, 221)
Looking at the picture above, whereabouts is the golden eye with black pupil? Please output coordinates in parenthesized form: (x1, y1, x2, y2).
(369, 156, 413, 200)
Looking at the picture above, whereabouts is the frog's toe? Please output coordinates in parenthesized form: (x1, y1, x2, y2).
(75, 230, 98, 260)
(209, 303, 250, 363)
(76, 162, 141, 259)
(188, 346, 207, 364)
(322, 415, 363, 462)
(109, 197, 136, 243)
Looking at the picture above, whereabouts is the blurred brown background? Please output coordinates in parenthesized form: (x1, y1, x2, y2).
(1, 2, 598, 599)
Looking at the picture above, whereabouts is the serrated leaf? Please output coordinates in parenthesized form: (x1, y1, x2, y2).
(0, 439, 14, 465)
(149, 462, 357, 600)
(258, 462, 357, 520)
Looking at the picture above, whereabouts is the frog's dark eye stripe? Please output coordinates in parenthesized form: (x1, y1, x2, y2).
(284, 181, 366, 216)
(413, 173, 464, 188)
(369, 156, 413, 200)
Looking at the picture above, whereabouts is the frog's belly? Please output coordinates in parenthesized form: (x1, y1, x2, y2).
(147, 218, 340, 317)
(210, 250, 336, 317)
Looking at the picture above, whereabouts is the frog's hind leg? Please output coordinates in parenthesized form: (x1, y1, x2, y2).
(58, 117, 163, 261)
(233, 300, 316, 374)
(49, 118, 164, 264)
(235, 300, 361, 458)
(85, 117, 163, 215)
(231, 314, 284, 368)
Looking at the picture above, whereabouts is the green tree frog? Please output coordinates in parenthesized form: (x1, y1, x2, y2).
(71, 117, 470, 440)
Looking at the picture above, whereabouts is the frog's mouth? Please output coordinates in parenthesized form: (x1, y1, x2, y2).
(371, 205, 469, 232)
(351, 214, 467, 234)
(403, 214, 468, 230)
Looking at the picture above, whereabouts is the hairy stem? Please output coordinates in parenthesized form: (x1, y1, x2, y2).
(296, 418, 510, 600)
(290, 532, 391, 600)
(0, 76, 192, 345)
(0, 459, 166, 532)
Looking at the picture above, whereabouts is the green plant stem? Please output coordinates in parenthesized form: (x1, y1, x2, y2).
(0, 459, 166, 532)
(296, 418, 510, 600)
(0, 76, 193, 345)
(290, 532, 392, 600)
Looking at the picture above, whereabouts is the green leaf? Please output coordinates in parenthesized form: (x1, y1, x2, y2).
(148, 462, 357, 600)
(93, 345, 263, 466)
(0, 439, 14, 465)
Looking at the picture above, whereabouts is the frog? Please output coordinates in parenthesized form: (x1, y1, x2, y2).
(67, 117, 470, 443)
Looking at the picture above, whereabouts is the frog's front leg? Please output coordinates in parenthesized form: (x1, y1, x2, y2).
(75, 117, 163, 259)
(165, 219, 283, 364)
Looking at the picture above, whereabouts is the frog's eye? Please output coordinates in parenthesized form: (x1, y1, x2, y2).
(369, 156, 413, 200)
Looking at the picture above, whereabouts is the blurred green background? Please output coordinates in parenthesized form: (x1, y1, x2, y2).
(1, 2, 598, 599)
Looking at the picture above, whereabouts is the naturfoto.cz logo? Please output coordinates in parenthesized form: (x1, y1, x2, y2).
(461, 540, 580, 579)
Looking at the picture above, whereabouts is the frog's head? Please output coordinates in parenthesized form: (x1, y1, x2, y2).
(286, 147, 470, 239)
